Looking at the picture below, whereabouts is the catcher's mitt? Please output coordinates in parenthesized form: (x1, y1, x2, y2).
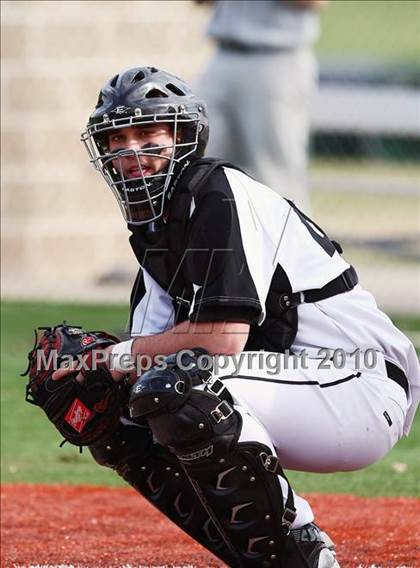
(22, 322, 126, 447)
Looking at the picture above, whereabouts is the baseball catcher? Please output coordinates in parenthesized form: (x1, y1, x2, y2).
(24, 66, 419, 567)
(23, 327, 314, 566)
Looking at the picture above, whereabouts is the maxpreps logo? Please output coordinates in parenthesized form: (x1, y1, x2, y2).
(64, 398, 93, 432)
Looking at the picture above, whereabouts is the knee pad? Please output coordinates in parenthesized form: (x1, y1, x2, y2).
(128, 350, 242, 463)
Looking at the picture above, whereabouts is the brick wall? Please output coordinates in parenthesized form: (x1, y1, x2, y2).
(1, 0, 213, 301)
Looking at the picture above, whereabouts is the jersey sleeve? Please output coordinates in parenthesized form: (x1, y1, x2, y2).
(183, 173, 262, 324)
(129, 267, 176, 336)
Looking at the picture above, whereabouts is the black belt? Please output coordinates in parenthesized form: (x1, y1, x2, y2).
(267, 266, 359, 313)
(385, 361, 409, 397)
(219, 40, 290, 54)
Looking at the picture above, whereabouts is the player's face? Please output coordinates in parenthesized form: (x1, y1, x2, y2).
(107, 123, 175, 178)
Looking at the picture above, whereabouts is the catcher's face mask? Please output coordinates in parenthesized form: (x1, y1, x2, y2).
(81, 112, 201, 225)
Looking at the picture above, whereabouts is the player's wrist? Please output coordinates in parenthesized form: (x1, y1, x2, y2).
(110, 339, 135, 374)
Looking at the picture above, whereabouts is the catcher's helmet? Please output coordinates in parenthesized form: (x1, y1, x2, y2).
(81, 67, 209, 225)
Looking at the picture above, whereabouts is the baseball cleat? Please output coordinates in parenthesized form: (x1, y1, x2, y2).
(291, 522, 340, 568)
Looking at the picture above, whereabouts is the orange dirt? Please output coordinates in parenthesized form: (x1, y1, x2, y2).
(1, 484, 419, 567)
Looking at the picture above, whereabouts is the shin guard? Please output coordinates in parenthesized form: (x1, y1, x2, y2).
(128, 355, 310, 567)
(89, 422, 239, 566)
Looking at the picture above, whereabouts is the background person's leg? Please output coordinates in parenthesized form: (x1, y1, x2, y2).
(231, 49, 317, 211)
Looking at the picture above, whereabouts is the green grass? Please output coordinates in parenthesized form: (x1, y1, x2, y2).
(1, 300, 419, 496)
(1, 301, 129, 486)
(317, 0, 420, 63)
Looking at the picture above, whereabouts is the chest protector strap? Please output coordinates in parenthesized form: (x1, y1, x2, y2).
(266, 266, 358, 313)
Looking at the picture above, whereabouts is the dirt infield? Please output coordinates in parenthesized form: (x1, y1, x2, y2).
(1, 484, 419, 567)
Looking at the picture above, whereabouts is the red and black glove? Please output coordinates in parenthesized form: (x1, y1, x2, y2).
(22, 323, 126, 446)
